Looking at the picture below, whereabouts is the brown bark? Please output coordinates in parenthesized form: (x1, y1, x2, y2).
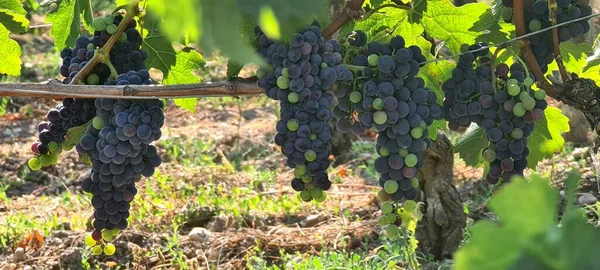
(416, 133, 466, 260)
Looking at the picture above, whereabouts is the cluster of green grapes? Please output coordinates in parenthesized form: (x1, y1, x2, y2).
(84, 229, 119, 255)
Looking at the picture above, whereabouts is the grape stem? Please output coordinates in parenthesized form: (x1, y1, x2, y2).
(344, 64, 369, 73)
(322, 0, 366, 38)
(507, 47, 532, 87)
(547, 0, 570, 82)
(104, 59, 119, 80)
(69, 0, 140, 85)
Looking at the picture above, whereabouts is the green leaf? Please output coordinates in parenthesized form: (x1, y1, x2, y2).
(526, 107, 570, 169)
(64, 120, 91, 147)
(455, 176, 558, 270)
(427, 119, 446, 141)
(547, 42, 592, 76)
(227, 61, 244, 79)
(454, 126, 488, 167)
(161, 48, 205, 113)
(141, 14, 177, 79)
(490, 0, 504, 20)
(419, 59, 455, 103)
(46, 0, 81, 50)
(0, 97, 8, 116)
(79, 0, 94, 33)
(146, 0, 201, 42)
(0, 0, 30, 33)
(418, 0, 501, 54)
(201, 0, 261, 64)
(258, 6, 280, 40)
(0, 23, 22, 76)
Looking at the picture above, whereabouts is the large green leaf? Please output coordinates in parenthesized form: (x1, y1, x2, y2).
(419, 59, 455, 102)
(46, 0, 81, 50)
(417, 0, 502, 54)
(0, 23, 22, 76)
(141, 13, 177, 80)
(79, 0, 94, 33)
(146, 0, 200, 42)
(455, 176, 558, 270)
(454, 126, 488, 167)
(546, 42, 593, 76)
(527, 107, 570, 169)
(162, 48, 205, 113)
(0, 0, 30, 33)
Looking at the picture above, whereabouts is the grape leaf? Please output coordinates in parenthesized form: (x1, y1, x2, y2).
(581, 41, 600, 84)
(141, 13, 177, 79)
(526, 107, 570, 169)
(546, 42, 592, 76)
(145, 0, 200, 42)
(455, 176, 558, 270)
(418, 0, 501, 54)
(64, 120, 91, 147)
(0, 23, 22, 76)
(427, 120, 446, 141)
(419, 59, 455, 103)
(161, 48, 205, 113)
(0, 0, 30, 33)
(45, 0, 81, 50)
(227, 61, 244, 79)
(490, 0, 504, 20)
(79, 0, 94, 34)
(454, 126, 488, 166)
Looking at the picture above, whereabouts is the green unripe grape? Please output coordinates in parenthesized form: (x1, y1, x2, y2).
(87, 43, 96, 50)
(513, 103, 526, 117)
(92, 245, 103, 255)
(106, 24, 118, 35)
(288, 92, 299, 103)
(384, 180, 399, 194)
(411, 127, 423, 139)
(379, 216, 389, 226)
(287, 119, 299, 131)
(49, 153, 59, 164)
(482, 149, 496, 162)
(529, 19, 542, 32)
(519, 91, 530, 102)
(63, 143, 74, 151)
(300, 190, 312, 201)
(321, 62, 328, 69)
(373, 98, 384, 110)
(372, 127, 380, 133)
(507, 84, 520, 96)
(304, 182, 315, 190)
(92, 17, 106, 31)
(310, 187, 324, 200)
(28, 158, 41, 171)
(386, 213, 397, 224)
(410, 178, 419, 188)
(110, 229, 120, 236)
(373, 111, 388, 125)
(309, 134, 317, 140)
(39, 154, 52, 166)
(256, 68, 267, 78)
(48, 141, 59, 153)
(92, 117, 105, 130)
(87, 74, 100, 85)
(522, 97, 536, 110)
(302, 175, 312, 183)
(379, 146, 390, 157)
(419, 121, 426, 130)
(119, 33, 127, 42)
(523, 77, 534, 87)
(507, 79, 519, 85)
(304, 150, 317, 162)
(294, 164, 306, 178)
(349, 92, 362, 103)
(281, 67, 289, 77)
(381, 202, 394, 214)
(511, 128, 523, 139)
(103, 243, 116, 256)
(103, 14, 115, 25)
(53, 145, 63, 155)
(385, 225, 400, 240)
(534, 90, 546, 100)
(102, 230, 114, 241)
(405, 154, 418, 167)
(85, 235, 96, 247)
(399, 148, 409, 157)
(277, 76, 289, 89)
(314, 192, 326, 202)
(377, 189, 391, 202)
(367, 54, 380, 66)
(403, 200, 417, 212)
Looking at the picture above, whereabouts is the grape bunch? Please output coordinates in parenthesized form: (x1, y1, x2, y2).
(329, 32, 442, 240)
(442, 46, 548, 184)
(501, 0, 592, 73)
(79, 92, 164, 255)
(255, 22, 353, 202)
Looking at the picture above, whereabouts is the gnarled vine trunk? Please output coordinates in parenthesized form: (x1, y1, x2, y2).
(416, 133, 466, 260)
